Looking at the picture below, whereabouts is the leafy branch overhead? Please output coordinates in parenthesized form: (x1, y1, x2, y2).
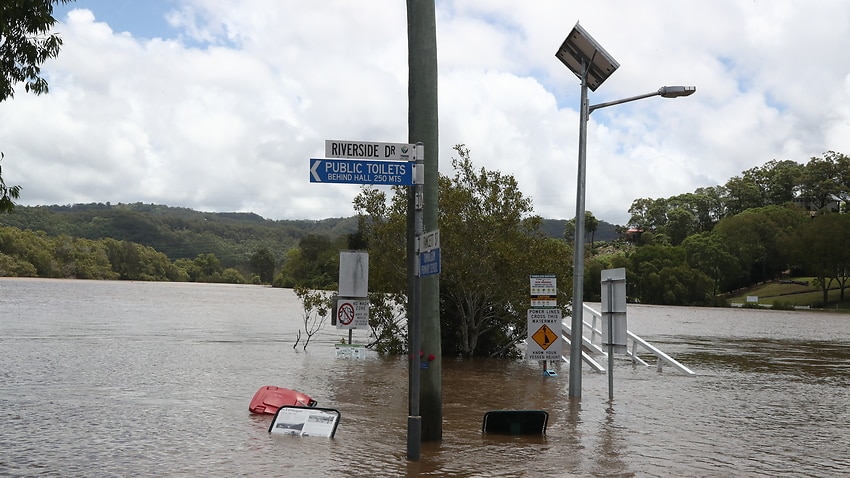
(0, 152, 22, 213)
(0, 0, 73, 102)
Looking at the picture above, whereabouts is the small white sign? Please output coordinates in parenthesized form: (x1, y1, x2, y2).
(419, 229, 440, 253)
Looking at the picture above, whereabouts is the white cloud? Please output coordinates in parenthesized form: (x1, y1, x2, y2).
(1, 0, 848, 225)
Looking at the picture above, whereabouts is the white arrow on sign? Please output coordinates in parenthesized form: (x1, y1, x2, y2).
(310, 160, 321, 182)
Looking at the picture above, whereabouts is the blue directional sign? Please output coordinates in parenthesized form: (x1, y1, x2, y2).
(419, 248, 441, 276)
(310, 158, 415, 186)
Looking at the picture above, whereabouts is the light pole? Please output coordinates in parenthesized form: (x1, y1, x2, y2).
(556, 23, 695, 398)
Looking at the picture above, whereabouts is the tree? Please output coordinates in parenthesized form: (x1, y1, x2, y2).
(742, 159, 803, 206)
(274, 234, 341, 289)
(723, 175, 763, 216)
(714, 205, 807, 286)
(354, 145, 571, 358)
(1, 0, 72, 101)
(585, 211, 599, 247)
(626, 244, 713, 305)
(2, 0, 74, 210)
(293, 286, 331, 350)
(0, 152, 21, 213)
(782, 213, 850, 305)
(250, 247, 276, 284)
(563, 210, 597, 245)
(681, 232, 740, 298)
(799, 152, 844, 212)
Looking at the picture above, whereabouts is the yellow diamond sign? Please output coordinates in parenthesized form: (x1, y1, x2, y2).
(532, 324, 558, 350)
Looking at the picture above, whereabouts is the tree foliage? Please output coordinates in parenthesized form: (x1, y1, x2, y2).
(2, 202, 357, 272)
(354, 145, 571, 358)
(0, 0, 73, 101)
(0, 152, 22, 213)
(293, 285, 331, 350)
(781, 213, 850, 304)
(250, 246, 276, 284)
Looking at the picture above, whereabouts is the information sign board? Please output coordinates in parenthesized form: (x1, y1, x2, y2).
(526, 308, 563, 361)
(269, 406, 340, 438)
(310, 158, 414, 185)
(419, 248, 441, 276)
(530, 274, 557, 307)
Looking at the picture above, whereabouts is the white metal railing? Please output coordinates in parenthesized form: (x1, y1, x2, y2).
(559, 304, 695, 376)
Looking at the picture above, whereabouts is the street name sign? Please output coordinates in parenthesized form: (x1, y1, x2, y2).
(325, 140, 414, 161)
(419, 229, 440, 253)
(310, 158, 415, 186)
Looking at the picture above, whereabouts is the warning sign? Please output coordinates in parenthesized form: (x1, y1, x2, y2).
(526, 308, 563, 361)
(336, 299, 369, 330)
(532, 324, 559, 350)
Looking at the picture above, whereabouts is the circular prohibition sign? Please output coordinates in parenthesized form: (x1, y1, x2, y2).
(338, 302, 356, 326)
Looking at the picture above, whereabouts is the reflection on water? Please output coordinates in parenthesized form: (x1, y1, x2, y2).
(1, 279, 849, 476)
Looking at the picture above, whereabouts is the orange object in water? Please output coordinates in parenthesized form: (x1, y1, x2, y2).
(249, 386, 317, 414)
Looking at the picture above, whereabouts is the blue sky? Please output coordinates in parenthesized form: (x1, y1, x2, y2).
(2, 0, 849, 224)
(55, 0, 179, 40)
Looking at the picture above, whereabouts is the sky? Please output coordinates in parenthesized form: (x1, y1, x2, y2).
(1, 0, 849, 225)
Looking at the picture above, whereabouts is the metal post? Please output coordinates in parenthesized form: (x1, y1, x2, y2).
(569, 61, 589, 398)
(407, 145, 424, 460)
(606, 278, 614, 401)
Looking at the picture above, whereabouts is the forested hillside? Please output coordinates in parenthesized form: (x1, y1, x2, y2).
(0, 202, 357, 269)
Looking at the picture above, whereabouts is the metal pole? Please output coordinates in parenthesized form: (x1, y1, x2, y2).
(569, 62, 589, 398)
(606, 278, 614, 401)
(407, 146, 424, 460)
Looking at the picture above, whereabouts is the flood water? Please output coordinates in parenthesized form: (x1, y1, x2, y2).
(1, 278, 848, 477)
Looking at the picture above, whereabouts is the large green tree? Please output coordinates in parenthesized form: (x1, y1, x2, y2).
(250, 247, 276, 284)
(438, 145, 571, 357)
(713, 205, 806, 286)
(799, 151, 848, 212)
(626, 244, 713, 305)
(681, 231, 740, 298)
(782, 213, 850, 305)
(353, 145, 571, 357)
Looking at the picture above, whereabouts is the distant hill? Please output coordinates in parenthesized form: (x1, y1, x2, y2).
(0, 203, 357, 268)
(0, 203, 622, 270)
(540, 218, 621, 242)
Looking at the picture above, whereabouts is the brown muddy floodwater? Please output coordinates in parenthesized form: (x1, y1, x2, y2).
(1, 278, 848, 477)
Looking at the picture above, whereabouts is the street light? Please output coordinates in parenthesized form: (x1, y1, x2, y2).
(556, 23, 695, 398)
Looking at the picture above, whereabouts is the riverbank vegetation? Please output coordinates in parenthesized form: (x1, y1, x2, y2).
(1, 149, 849, 355)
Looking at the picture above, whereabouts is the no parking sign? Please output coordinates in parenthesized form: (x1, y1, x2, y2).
(336, 298, 369, 329)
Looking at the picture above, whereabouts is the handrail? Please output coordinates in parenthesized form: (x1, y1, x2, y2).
(573, 304, 695, 376)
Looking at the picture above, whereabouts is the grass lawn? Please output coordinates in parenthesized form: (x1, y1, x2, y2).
(726, 277, 850, 311)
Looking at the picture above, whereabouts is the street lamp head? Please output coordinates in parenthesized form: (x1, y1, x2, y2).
(658, 86, 696, 98)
